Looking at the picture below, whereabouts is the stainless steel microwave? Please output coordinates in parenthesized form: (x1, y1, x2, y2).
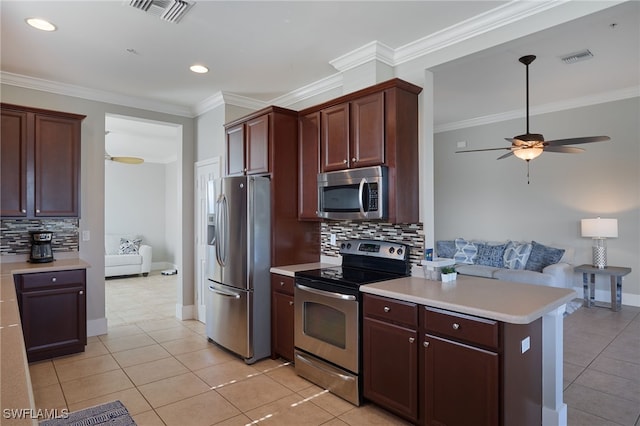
(317, 166, 388, 220)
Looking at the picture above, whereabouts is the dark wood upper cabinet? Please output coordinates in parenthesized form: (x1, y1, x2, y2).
(225, 124, 246, 176)
(298, 79, 422, 223)
(1, 103, 85, 218)
(298, 111, 321, 220)
(225, 114, 270, 176)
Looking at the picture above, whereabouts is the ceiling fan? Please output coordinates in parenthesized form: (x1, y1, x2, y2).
(104, 131, 144, 164)
(456, 54, 610, 182)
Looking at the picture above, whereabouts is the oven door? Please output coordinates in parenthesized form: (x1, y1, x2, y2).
(294, 279, 359, 373)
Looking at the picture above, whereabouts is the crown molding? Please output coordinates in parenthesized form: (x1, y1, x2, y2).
(329, 41, 395, 72)
(0, 71, 194, 117)
(193, 91, 268, 115)
(270, 73, 343, 108)
(434, 86, 640, 133)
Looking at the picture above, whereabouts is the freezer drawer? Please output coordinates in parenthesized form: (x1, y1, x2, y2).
(206, 282, 252, 359)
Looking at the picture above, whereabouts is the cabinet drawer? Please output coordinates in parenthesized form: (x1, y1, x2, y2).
(364, 294, 417, 328)
(18, 269, 86, 291)
(422, 307, 499, 350)
(271, 274, 294, 295)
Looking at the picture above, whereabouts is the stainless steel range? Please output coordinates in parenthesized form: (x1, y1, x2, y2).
(294, 239, 411, 405)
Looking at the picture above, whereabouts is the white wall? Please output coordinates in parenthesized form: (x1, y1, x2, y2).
(434, 97, 640, 303)
(105, 160, 177, 266)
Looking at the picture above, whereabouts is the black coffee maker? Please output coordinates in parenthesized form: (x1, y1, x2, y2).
(29, 231, 54, 263)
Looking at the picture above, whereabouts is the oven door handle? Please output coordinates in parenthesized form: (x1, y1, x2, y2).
(295, 352, 356, 382)
(295, 283, 356, 301)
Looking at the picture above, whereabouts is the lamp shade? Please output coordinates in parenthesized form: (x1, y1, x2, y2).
(581, 218, 618, 238)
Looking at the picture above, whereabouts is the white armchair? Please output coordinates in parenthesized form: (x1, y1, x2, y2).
(105, 234, 152, 278)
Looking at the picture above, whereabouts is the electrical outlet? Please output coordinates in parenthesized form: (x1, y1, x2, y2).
(521, 336, 530, 354)
(457, 141, 467, 148)
(330, 234, 337, 246)
(82, 230, 90, 241)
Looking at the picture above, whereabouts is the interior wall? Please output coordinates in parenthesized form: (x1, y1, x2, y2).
(105, 161, 168, 263)
(433, 97, 639, 303)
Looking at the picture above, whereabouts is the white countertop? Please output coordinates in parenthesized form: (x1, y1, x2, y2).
(361, 274, 576, 324)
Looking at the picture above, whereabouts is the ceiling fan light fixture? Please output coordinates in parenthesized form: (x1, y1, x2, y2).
(513, 147, 543, 161)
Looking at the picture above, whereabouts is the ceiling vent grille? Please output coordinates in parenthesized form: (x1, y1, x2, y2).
(561, 49, 594, 64)
(128, 0, 194, 23)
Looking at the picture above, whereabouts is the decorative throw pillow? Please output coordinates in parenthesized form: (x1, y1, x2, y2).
(454, 238, 479, 264)
(436, 240, 456, 259)
(524, 241, 565, 272)
(118, 238, 142, 255)
(475, 243, 507, 268)
(503, 241, 533, 270)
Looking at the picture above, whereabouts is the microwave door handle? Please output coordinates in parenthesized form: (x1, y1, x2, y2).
(358, 178, 368, 216)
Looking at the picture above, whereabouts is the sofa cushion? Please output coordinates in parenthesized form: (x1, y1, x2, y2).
(475, 243, 507, 268)
(454, 238, 479, 264)
(503, 241, 533, 270)
(524, 241, 565, 272)
(118, 238, 142, 255)
(436, 240, 456, 259)
(456, 264, 500, 279)
(105, 254, 142, 267)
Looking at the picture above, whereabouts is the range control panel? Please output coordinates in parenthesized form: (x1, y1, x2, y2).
(339, 239, 409, 261)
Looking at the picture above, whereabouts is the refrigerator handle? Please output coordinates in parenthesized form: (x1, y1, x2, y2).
(215, 194, 227, 267)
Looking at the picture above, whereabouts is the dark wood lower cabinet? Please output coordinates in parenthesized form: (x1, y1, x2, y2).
(363, 294, 542, 426)
(14, 269, 87, 362)
(270, 273, 295, 361)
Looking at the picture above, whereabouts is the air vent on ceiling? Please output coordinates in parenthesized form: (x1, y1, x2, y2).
(561, 49, 594, 64)
(128, 0, 194, 23)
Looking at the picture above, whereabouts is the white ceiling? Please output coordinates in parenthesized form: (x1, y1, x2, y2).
(2, 1, 638, 163)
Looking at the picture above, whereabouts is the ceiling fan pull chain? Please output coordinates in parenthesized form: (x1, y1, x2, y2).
(526, 160, 531, 184)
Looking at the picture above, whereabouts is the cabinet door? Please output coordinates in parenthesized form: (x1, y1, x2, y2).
(226, 124, 245, 176)
(0, 109, 28, 217)
(34, 114, 81, 217)
(321, 103, 350, 172)
(363, 317, 418, 423)
(272, 291, 295, 361)
(423, 334, 499, 426)
(298, 111, 320, 220)
(351, 92, 384, 167)
(20, 284, 86, 362)
(245, 114, 270, 175)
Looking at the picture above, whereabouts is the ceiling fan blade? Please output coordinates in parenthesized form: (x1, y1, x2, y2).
(497, 151, 515, 160)
(543, 146, 585, 154)
(545, 136, 610, 146)
(456, 147, 511, 153)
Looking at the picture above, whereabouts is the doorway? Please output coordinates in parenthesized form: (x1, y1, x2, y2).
(104, 114, 183, 320)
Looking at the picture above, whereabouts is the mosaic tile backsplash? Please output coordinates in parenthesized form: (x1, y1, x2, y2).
(0, 219, 79, 255)
(321, 221, 424, 267)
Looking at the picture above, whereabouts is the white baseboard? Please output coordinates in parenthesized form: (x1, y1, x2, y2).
(176, 304, 195, 320)
(87, 317, 108, 337)
(571, 286, 640, 308)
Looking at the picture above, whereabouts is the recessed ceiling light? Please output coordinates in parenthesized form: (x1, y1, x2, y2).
(190, 64, 209, 74)
(26, 18, 57, 32)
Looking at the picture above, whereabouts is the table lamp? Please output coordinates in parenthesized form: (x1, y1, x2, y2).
(581, 218, 618, 269)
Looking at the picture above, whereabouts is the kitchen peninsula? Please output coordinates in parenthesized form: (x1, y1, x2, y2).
(361, 274, 575, 426)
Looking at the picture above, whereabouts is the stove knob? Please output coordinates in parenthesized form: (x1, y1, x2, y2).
(341, 243, 346, 249)
(346, 243, 351, 249)
(397, 248, 403, 256)
(389, 247, 395, 254)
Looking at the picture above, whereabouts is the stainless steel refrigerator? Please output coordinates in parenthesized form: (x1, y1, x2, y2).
(205, 175, 271, 364)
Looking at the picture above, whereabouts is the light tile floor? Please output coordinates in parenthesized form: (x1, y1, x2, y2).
(29, 272, 640, 425)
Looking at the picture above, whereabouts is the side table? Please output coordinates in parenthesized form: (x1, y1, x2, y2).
(574, 264, 632, 311)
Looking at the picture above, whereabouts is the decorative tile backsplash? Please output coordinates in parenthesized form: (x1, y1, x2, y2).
(0, 219, 79, 255)
(321, 221, 424, 267)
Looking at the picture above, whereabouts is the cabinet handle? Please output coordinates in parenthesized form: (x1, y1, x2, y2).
(243, 168, 247, 172)
(351, 157, 357, 162)
(452, 323, 460, 330)
(383, 306, 390, 313)
(36, 209, 41, 213)
(423, 341, 429, 348)
(79, 290, 84, 295)
(22, 209, 26, 213)
(280, 281, 284, 286)
(51, 277, 57, 282)
(288, 301, 294, 306)
(409, 337, 415, 343)
(343, 159, 347, 164)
